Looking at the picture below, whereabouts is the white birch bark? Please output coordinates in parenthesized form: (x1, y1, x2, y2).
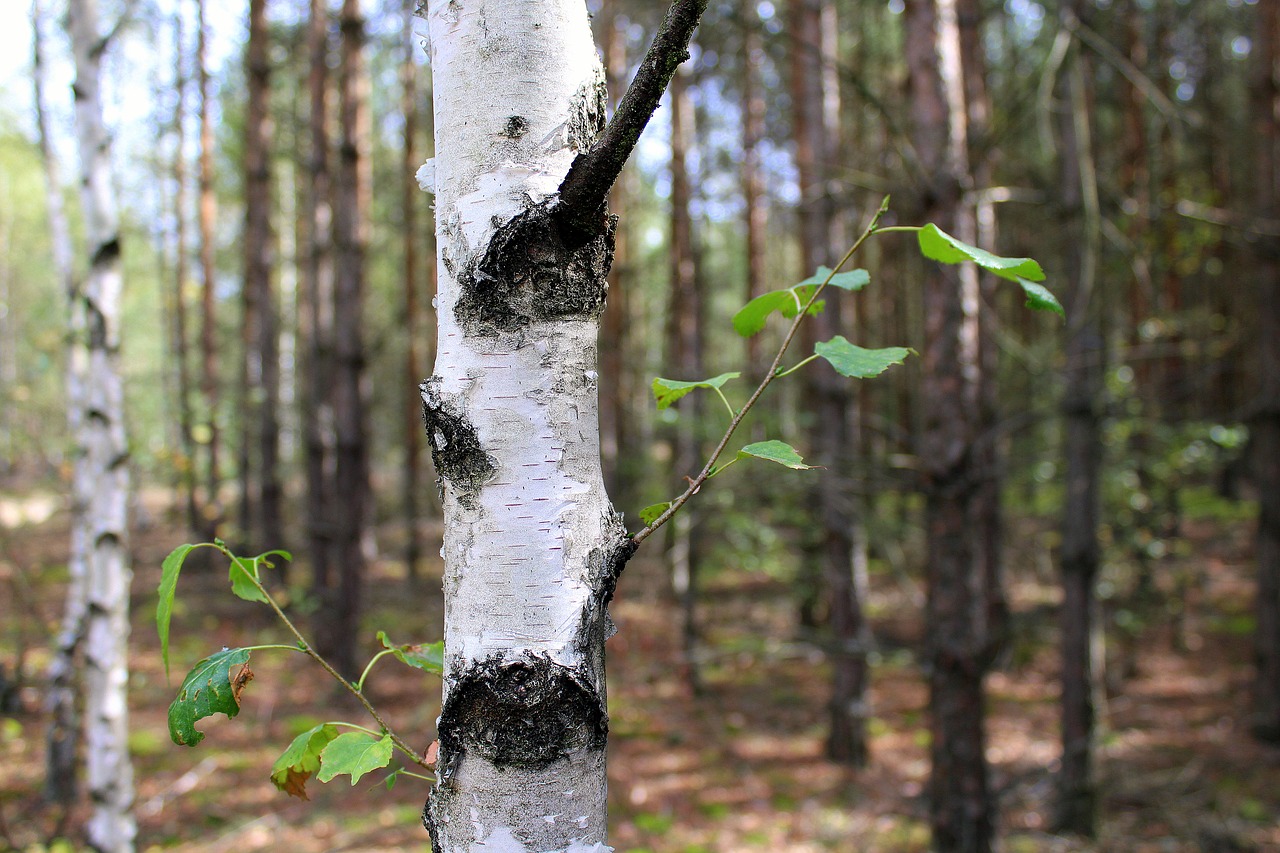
(67, 0, 135, 847)
(420, 2, 627, 850)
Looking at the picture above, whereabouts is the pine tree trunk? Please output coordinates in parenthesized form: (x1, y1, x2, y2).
(1054, 1, 1105, 831)
(420, 2, 628, 847)
(402, 0, 425, 586)
(302, 0, 338, 627)
(34, 0, 83, 807)
(905, 0, 993, 848)
(1251, 0, 1280, 743)
(197, 0, 223, 539)
(239, 0, 282, 552)
(316, 0, 372, 679)
(67, 0, 135, 846)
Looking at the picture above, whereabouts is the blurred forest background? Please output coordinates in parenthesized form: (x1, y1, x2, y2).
(1, 0, 1279, 850)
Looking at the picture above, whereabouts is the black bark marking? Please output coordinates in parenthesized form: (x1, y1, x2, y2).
(501, 115, 530, 139)
(453, 202, 614, 337)
(420, 378, 496, 503)
(565, 75, 607, 152)
(91, 236, 121, 267)
(437, 652, 607, 771)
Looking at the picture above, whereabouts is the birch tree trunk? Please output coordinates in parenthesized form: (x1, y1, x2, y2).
(34, 0, 84, 807)
(420, 2, 626, 849)
(67, 0, 135, 846)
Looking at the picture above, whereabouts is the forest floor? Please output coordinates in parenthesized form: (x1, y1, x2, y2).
(1, 486, 1279, 852)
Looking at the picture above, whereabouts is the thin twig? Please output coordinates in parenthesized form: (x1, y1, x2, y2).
(553, 0, 709, 244)
(220, 545, 428, 767)
(631, 197, 891, 545)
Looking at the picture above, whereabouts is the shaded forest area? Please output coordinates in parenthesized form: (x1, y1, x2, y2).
(1, 0, 1278, 851)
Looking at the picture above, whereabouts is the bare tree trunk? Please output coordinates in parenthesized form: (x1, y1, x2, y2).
(1054, 3, 1105, 830)
(790, 0, 869, 767)
(905, 0, 993, 847)
(741, 0, 767, 374)
(666, 60, 704, 692)
(67, 0, 135, 845)
(238, 0, 282, 553)
(402, 0, 425, 586)
(197, 0, 223, 540)
(314, 0, 372, 679)
(1251, 0, 1280, 743)
(34, 0, 83, 808)
(170, 10, 200, 535)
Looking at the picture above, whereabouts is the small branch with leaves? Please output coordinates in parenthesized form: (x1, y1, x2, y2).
(631, 195, 1061, 545)
(156, 541, 442, 799)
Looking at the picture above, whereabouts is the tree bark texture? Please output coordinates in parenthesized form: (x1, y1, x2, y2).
(67, 0, 136, 846)
(1054, 1, 1105, 832)
(1251, 0, 1280, 742)
(314, 0, 373, 679)
(905, 0, 994, 849)
(302, 0, 339, 625)
(240, 0, 283, 552)
(197, 0, 222, 538)
(34, 0, 84, 807)
(419, 1, 633, 849)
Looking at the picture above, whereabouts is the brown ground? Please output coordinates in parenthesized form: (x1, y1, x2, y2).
(1, 488, 1278, 852)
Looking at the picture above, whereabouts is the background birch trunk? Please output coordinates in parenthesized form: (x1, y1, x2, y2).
(34, 0, 84, 808)
(420, 1, 630, 848)
(67, 0, 135, 847)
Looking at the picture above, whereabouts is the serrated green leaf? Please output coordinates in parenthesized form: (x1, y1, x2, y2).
(814, 336, 912, 379)
(918, 224, 1045, 282)
(640, 502, 671, 526)
(733, 287, 815, 337)
(157, 543, 196, 680)
(737, 440, 815, 470)
(168, 647, 253, 747)
(377, 631, 444, 675)
(1016, 277, 1065, 317)
(317, 732, 394, 786)
(651, 372, 740, 410)
(270, 723, 339, 800)
(229, 556, 269, 603)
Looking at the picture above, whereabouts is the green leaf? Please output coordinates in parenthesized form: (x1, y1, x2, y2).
(229, 557, 268, 603)
(270, 723, 339, 800)
(640, 502, 671, 526)
(736, 440, 815, 470)
(317, 732, 394, 786)
(917, 224, 1045, 282)
(168, 647, 254, 747)
(651, 373, 739, 410)
(814, 336, 912, 379)
(797, 266, 871, 292)
(228, 550, 292, 604)
(157, 543, 196, 680)
(1016, 277, 1065, 317)
(376, 631, 444, 675)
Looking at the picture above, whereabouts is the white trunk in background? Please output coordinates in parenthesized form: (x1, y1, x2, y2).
(67, 0, 135, 848)
(33, 0, 86, 807)
(420, 2, 628, 851)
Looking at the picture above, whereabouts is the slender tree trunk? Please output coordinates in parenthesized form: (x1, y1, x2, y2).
(239, 0, 282, 552)
(303, 0, 338, 624)
(402, 0, 424, 586)
(315, 0, 372, 679)
(197, 0, 223, 538)
(1251, 0, 1280, 743)
(741, 0, 767, 374)
(905, 0, 993, 848)
(1054, 3, 1105, 830)
(170, 10, 200, 535)
(34, 0, 83, 808)
(67, 0, 135, 846)
(790, 0, 869, 767)
(666, 61, 704, 692)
